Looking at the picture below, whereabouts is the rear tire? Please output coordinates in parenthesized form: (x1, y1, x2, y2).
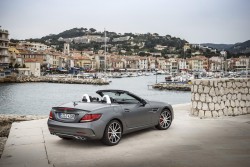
(102, 120, 122, 146)
(156, 109, 172, 130)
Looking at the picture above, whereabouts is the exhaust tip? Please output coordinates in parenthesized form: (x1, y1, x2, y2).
(74, 136, 86, 141)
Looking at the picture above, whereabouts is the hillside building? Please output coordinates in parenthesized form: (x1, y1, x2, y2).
(0, 28, 10, 71)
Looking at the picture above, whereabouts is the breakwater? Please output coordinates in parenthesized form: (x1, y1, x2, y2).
(191, 78, 250, 118)
(153, 82, 191, 91)
(0, 76, 109, 85)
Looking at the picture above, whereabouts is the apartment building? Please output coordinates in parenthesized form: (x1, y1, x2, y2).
(178, 59, 189, 72)
(0, 28, 10, 71)
(188, 56, 208, 71)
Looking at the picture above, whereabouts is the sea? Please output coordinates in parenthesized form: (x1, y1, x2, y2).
(0, 75, 190, 115)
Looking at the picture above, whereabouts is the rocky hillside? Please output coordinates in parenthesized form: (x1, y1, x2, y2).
(202, 40, 250, 55)
(16, 27, 188, 56)
(227, 40, 250, 54)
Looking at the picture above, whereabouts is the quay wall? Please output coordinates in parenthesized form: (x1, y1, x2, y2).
(0, 76, 109, 85)
(191, 78, 250, 118)
(153, 83, 191, 91)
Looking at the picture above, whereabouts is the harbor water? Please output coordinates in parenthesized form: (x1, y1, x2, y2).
(0, 75, 190, 115)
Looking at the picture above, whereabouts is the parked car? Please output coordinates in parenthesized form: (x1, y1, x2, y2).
(47, 89, 174, 146)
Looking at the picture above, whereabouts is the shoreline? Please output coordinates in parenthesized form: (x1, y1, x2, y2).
(0, 76, 110, 85)
(0, 114, 47, 158)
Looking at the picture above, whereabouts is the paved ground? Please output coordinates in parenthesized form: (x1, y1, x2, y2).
(0, 103, 250, 167)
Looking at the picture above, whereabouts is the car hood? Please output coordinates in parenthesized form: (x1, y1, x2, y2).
(58, 101, 112, 111)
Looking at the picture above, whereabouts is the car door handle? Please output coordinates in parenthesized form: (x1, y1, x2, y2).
(124, 109, 130, 112)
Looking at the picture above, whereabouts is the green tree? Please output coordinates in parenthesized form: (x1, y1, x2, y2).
(14, 64, 20, 68)
(9, 63, 13, 68)
(89, 28, 96, 33)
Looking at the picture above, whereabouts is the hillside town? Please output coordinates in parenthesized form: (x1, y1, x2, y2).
(0, 28, 249, 79)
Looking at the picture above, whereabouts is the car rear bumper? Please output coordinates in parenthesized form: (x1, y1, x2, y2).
(47, 119, 104, 140)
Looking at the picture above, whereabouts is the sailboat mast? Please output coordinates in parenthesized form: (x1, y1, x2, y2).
(104, 28, 107, 73)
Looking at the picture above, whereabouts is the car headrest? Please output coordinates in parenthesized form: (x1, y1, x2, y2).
(102, 95, 111, 104)
(82, 94, 91, 102)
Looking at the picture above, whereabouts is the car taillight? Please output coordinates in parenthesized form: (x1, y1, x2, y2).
(80, 114, 102, 123)
(49, 111, 53, 120)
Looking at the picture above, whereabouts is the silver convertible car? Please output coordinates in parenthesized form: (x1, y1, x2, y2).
(48, 90, 174, 146)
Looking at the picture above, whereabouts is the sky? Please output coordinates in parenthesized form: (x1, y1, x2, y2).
(0, 0, 250, 44)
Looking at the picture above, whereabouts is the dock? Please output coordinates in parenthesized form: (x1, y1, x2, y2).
(152, 82, 191, 91)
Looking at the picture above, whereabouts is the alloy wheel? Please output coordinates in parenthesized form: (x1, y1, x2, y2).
(108, 121, 122, 144)
(159, 109, 172, 129)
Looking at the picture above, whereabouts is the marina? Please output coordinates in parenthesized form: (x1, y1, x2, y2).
(0, 75, 191, 115)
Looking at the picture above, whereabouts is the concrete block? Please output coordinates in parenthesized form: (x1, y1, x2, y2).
(220, 101, 225, 110)
(205, 111, 212, 118)
(193, 85, 198, 93)
(231, 100, 235, 107)
(202, 103, 209, 110)
(233, 108, 239, 116)
(237, 93, 241, 100)
(212, 111, 218, 117)
(228, 107, 233, 116)
(204, 86, 210, 93)
(198, 85, 203, 93)
(195, 93, 199, 101)
(227, 81, 232, 88)
(227, 93, 232, 100)
(225, 100, 230, 107)
(198, 110, 205, 118)
(242, 107, 247, 114)
(242, 94, 246, 101)
(239, 101, 245, 107)
(213, 96, 218, 103)
(206, 94, 212, 102)
(200, 94, 205, 102)
(197, 101, 202, 110)
(209, 103, 215, 110)
(214, 103, 220, 110)
(192, 101, 197, 109)
(232, 94, 236, 100)
(238, 107, 243, 115)
(218, 110, 224, 117)
(223, 108, 228, 116)
(209, 87, 216, 96)
(222, 95, 227, 101)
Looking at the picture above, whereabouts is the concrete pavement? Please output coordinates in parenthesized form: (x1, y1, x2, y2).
(0, 103, 250, 167)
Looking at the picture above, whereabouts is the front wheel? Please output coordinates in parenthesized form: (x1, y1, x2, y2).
(156, 109, 172, 130)
(102, 120, 122, 146)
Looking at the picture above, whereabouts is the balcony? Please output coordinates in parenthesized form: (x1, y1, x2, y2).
(0, 37, 9, 42)
(0, 44, 9, 49)
(0, 29, 9, 34)
(0, 52, 8, 56)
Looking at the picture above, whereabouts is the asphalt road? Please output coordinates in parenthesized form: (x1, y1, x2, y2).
(1, 103, 250, 167)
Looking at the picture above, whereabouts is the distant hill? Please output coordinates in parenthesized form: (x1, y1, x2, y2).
(227, 40, 250, 54)
(201, 43, 233, 51)
(201, 40, 250, 55)
(18, 27, 187, 56)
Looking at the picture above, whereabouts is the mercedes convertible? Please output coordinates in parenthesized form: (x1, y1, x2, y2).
(47, 90, 174, 146)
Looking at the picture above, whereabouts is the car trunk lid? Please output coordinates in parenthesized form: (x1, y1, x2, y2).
(53, 107, 89, 123)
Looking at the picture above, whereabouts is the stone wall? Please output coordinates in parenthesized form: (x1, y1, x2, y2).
(191, 78, 250, 118)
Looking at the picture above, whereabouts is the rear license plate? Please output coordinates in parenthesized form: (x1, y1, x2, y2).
(59, 113, 75, 119)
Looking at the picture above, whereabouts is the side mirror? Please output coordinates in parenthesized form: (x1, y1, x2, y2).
(140, 99, 147, 106)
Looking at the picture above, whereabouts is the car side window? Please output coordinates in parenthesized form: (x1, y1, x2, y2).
(113, 93, 139, 104)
